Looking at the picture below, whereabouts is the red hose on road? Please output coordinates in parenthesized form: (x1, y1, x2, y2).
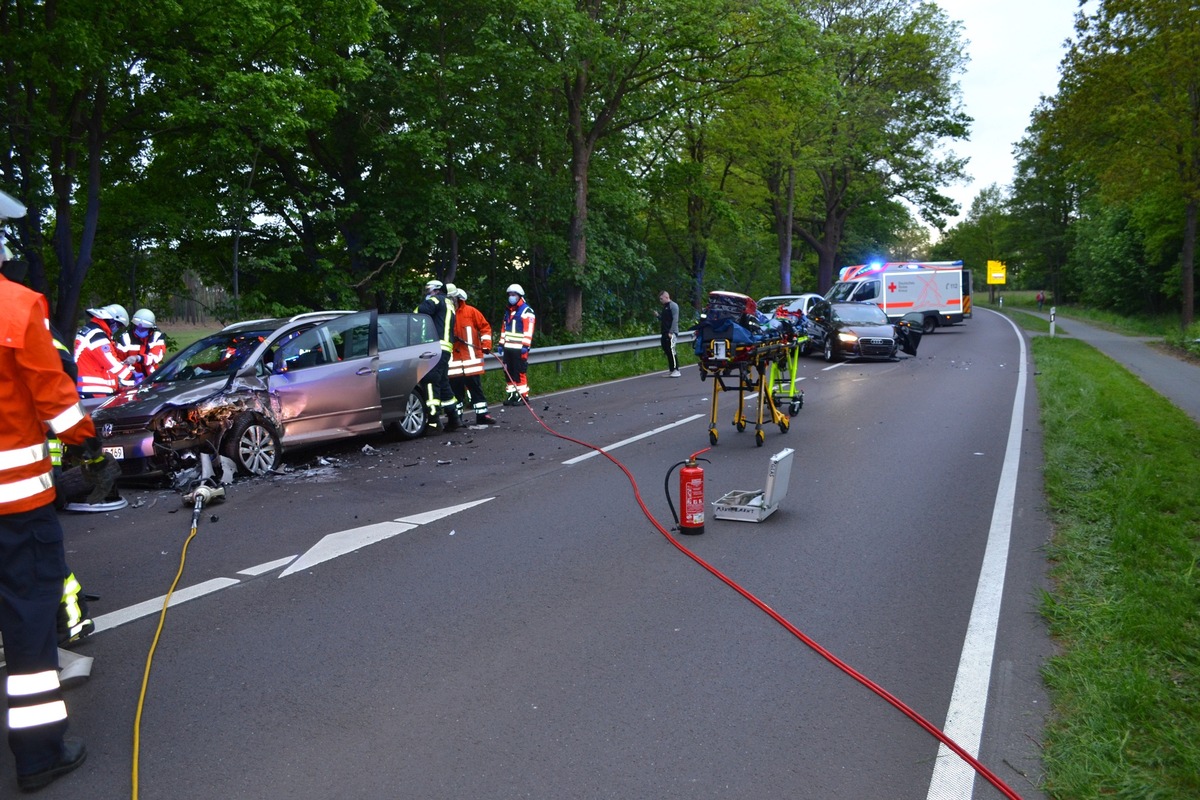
(495, 368, 1025, 800)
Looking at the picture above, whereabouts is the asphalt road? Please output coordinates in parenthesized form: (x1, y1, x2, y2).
(22, 310, 1055, 800)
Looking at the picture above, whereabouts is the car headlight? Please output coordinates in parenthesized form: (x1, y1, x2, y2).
(153, 407, 190, 433)
(837, 332, 858, 344)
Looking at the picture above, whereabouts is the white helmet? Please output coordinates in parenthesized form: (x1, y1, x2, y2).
(452, 287, 468, 301)
(132, 308, 156, 328)
(104, 304, 130, 327)
(506, 283, 524, 296)
(444, 282, 457, 296)
(424, 279, 444, 293)
(86, 306, 111, 320)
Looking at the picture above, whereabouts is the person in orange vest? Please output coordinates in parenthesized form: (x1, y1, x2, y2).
(118, 308, 166, 382)
(74, 304, 133, 398)
(446, 287, 497, 425)
(1, 193, 102, 790)
(497, 283, 535, 405)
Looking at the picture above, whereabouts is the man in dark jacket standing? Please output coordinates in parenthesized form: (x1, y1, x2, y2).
(659, 290, 680, 377)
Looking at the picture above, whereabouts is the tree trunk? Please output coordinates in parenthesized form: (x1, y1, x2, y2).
(564, 72, 591, 336)
(1182, 197, 1196, 329)
(776, 166, 796, 294)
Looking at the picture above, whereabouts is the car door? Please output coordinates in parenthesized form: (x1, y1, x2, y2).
(375, 313, 443, 425)
(804, 300, 833, 350)
(268, 311, 384, 445)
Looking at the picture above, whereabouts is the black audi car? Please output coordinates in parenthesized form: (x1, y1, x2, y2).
(803, 300, 922, 362)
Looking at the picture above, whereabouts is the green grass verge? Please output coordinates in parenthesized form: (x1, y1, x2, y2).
(1034, 336, 1200, 799)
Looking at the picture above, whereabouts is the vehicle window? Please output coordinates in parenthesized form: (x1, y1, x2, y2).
(276, 328, 332, 371)
(155, 329, 273, 382)
(852, 281, 879, 302)
(410, 314, 437, 344)
(378, 315, 408, 350)
(757, 299, 785, 315)
(835, 304, 887, 326)
(321, 312, 372, 361)
(826, 283, 853, 302)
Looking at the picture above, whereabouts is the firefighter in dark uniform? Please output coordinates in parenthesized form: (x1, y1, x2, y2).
(415, 279, 460, 432)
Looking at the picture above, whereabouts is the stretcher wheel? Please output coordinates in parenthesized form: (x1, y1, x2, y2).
(778, 417, 789, 434)
(755, 429, 765, 447)
(789, 399, 802, 416)
(736, 419, 746, 432)
(709, 428, 719, 446)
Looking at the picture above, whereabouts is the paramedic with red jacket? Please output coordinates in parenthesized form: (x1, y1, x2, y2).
(74, 304, 133, 397)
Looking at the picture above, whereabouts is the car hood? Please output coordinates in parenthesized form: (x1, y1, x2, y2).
(837, 321, 895, 337)
(93, 376, 233, 423)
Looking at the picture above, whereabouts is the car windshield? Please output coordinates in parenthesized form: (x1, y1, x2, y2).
(756, 298, 791, 315)
(154, 328, 273, 383)
(833, 304, 888, 326)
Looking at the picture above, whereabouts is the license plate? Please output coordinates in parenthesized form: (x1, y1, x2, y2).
(103, 446, 124, 460)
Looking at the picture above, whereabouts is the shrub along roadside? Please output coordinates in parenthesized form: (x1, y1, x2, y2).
(1033, 337, 1200, 799)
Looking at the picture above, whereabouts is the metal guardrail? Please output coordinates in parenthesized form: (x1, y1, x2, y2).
(482, 331, 696, 371)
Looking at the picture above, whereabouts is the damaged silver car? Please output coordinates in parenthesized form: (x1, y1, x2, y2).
(91, 310, 441, 480)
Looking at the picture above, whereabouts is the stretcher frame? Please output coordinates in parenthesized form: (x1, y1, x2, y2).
(697, 331, 805, 447)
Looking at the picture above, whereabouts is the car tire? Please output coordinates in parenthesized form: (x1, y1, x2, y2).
(393, 388, 428, 440)
(222, 414, 281, 476)
(823, 337, 840, 363)
(922, 315, 937, 335)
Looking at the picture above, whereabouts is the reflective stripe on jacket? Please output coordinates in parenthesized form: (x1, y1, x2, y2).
(416, 293, 455, 353)
(500, 301, 535, 350)
(74, 321, 132, 395)
(119, 328, 167, 377)
(449, 303, 492, 377)
(0, 275, 97, 513)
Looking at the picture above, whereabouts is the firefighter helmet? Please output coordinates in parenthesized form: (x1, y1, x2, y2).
(424, 279, 444, 293)
(132, 308, 156, 328)
(104, 304, 130, 327)
(506, 283, 524, 297)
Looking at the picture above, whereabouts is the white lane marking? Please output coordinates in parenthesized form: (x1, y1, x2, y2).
(280, 521, 417, 577)
(84, 501, 497, 636)
(396, 498, 494, 525)
(562, 414, 705, 465)
(91, 578, 241, 634)
(925, 310, 1027, 798)
(239, 556, 297, 576)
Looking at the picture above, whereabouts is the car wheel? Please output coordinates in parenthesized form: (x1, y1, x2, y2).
(393, 388, 428, 440)
(922, 315, 937, 335)
(222, 414, 281, 476)
(823, 337, 840, 363)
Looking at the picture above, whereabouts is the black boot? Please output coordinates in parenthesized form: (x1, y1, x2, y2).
(444, 405, 461, 431)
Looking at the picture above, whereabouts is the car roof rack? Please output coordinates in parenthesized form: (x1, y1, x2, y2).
(288, 310, 355, 322)
(218, 311, 356, 332)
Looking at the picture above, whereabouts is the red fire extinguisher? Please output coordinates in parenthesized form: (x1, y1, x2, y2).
(678, 448, 711, 535)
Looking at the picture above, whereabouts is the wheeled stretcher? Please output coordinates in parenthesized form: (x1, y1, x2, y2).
(694, 292, 806, 447)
